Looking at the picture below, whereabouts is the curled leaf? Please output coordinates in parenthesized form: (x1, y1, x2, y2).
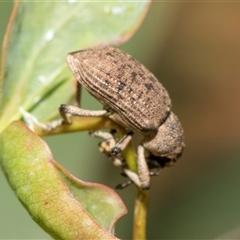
(0, 121, 127, 239)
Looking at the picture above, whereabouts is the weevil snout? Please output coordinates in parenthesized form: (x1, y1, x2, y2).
(142, 112, 185, 166)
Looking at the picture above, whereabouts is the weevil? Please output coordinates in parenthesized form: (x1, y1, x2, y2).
(54, 46, 185, 189)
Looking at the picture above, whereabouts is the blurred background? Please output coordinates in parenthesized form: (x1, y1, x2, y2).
(1, 2, 240, 239)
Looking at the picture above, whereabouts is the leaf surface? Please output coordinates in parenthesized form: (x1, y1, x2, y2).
(0, 121, 127, 239)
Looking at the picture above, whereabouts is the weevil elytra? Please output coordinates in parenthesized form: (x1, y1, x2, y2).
(66, 46, 171, 132)
(56, 46, 185, 189)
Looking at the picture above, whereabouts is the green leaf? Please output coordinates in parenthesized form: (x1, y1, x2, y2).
(0, 1, 150, 133)
(0, 121, 127, 239)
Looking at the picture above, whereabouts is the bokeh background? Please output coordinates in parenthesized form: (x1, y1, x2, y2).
(1, 2, 240, 239)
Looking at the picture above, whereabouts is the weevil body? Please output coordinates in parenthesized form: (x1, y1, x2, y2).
(60, 46, 185, 189)
(66, 46, 171, 132)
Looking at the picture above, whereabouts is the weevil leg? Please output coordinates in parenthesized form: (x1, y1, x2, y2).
(42, 107, 72, 131)
(110, 131, 134, 155)
(115, 179, 133, 189)
(44, 86, 107, 131)
(116, 164, 156, 190)
(122, 168, 142, 188)
(19, 107, 64, 132)
(91, 130, 116, 156)
(44, 119, 65, 131)
(52, 81, 82, 126)
(59, 104, 107, 118)
(90, 130, 124, 167)
(137, 145, 150, 189)
(117, 146, 150, 190)
(90, 130, 116, 143)
(75, 81, 82, 108)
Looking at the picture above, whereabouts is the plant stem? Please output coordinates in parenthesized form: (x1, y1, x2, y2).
(35, 116, 119, 137)
(133, 188, 149, 240)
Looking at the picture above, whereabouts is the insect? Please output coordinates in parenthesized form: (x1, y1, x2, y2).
(55, 46, 185, 189)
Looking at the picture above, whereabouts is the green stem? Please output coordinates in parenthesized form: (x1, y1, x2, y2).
(133, 188, 149, 240)
(35, 116, 119, 136)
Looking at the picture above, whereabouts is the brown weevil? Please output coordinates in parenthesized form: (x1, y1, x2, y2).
(56, 46, 185, 189)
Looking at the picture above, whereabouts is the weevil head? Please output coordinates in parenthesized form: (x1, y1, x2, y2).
(142, 111, 185, 167)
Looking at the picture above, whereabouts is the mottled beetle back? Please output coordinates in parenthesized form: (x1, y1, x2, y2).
(67, 46, 172, 132)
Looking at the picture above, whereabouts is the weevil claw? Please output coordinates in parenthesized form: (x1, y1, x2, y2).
(59, 104, 67, 112)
